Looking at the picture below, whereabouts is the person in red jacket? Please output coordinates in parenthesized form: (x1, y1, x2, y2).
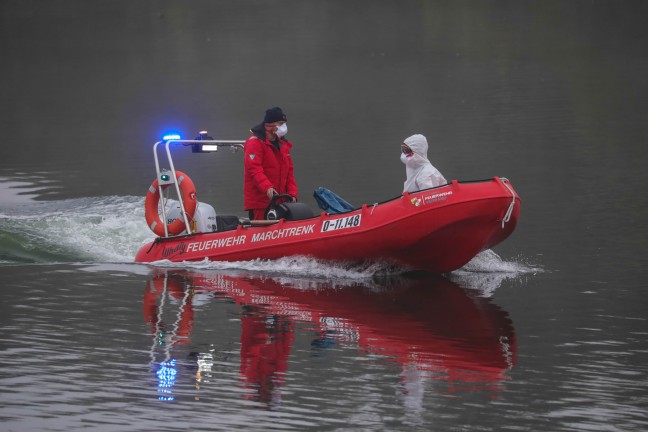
(244, 107, 299, 220)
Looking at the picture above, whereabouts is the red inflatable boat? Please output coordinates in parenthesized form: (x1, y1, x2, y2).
(134, 138, 521, 272)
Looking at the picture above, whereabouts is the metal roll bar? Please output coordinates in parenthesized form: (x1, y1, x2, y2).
(152, 139, 245, 237)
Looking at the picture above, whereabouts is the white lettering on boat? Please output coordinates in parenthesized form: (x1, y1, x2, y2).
(186, 235, 247, 252)
(411, 190, 453, 207)
(251, 224, 316, 242)
(321, 214, 361, 233)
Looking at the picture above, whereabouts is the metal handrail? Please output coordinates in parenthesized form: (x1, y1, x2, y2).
(152, 139, 245, 237)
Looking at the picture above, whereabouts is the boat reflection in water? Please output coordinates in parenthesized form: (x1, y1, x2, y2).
(143, 268, 516, 406)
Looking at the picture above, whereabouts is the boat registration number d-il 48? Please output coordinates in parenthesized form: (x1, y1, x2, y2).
(321, 214, 362, 233)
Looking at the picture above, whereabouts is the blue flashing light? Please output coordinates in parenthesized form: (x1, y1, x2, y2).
(162, 133, 182, 141)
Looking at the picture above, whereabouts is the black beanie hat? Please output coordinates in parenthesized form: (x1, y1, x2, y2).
(264, 107, 287, 124)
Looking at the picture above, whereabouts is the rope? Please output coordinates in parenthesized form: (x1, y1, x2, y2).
(499, 177, 516, 229)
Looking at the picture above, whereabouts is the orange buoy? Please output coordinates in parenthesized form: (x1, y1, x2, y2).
(144, 170, 197, 237)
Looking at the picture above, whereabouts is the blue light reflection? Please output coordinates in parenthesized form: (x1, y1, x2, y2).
(157, 359, 177, 401)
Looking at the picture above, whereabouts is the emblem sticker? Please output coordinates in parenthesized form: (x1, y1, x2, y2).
(411, 191, 453, 206)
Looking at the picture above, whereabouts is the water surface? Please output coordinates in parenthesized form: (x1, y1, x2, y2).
(1, 1, 648, 430)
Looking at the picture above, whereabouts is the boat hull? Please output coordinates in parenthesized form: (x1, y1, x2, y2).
(134, 178, 521, 272)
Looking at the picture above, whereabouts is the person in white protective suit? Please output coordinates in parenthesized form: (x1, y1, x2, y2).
(400, 134, 447, 193)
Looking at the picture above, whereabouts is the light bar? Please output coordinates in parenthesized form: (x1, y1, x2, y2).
(201, 144, 218, 152)
(162, 133, 181, 141)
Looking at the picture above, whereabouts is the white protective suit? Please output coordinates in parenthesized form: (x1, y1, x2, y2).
(401, 134, 447, 193)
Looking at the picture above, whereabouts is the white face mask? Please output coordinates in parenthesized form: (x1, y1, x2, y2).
(401, 152, 416, 164)
(401, 151, 428, 168)
(275, 123, 288, 137)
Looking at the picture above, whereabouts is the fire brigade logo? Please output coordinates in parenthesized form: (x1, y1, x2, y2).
(410, 197, 422, 207)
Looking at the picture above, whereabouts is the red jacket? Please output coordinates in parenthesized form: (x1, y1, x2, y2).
(243, 126, 298, 210)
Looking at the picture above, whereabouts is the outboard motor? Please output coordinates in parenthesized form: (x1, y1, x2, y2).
(166, 201, 218, 233)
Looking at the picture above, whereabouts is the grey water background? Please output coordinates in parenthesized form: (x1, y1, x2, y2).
(1, 1, 648, 431)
